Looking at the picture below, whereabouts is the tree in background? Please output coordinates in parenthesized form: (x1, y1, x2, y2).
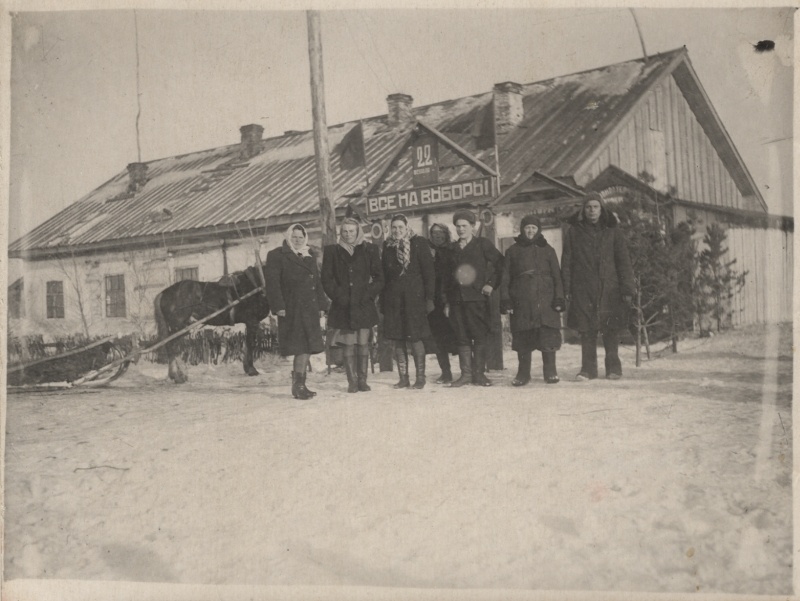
(693, 222, 748, 335)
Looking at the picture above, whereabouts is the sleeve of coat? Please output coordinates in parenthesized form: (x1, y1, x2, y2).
(499, 247, 512, 304)
(320, 246, 338, 302)
(417, 238, 436, 303)
(483, 239, 504, 289)
(312, 253, 330, 311)
(614, 229, 636, 298)
(548, 246, 565, 300)
(366, 244, 385, 300)
(561, 228, 572, 298)
(264, 250, 285, 314)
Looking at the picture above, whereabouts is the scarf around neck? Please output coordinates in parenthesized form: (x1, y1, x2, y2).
(285, 224, 312, 257)
(337, 218, 365, 256)
(386, 227, 415, 273)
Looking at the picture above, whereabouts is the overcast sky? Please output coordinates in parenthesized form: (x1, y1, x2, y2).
(7, 5, 795, 244)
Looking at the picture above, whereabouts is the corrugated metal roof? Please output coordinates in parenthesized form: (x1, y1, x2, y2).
(12, 47, 726, 255)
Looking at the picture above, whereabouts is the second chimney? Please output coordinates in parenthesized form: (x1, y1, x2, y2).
(387, 93, 414, 128)
(493, 82, 524, 135)
(127, 162, 149, 193)
(240, 124, 264, 159)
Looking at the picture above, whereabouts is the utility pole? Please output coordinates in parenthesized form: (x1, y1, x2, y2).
(307, 10, 337, 246)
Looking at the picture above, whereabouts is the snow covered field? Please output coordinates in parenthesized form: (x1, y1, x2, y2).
(3, 324, 793, 598)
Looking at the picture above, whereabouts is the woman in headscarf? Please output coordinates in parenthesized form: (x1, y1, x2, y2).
(381, 214, 436, 389)
(265, 223, 328, 399)
(500, 215, 565, 385)
(427, 223, 458, 383)
(321, 217, 384, 393)
(561, 192, 635, 381)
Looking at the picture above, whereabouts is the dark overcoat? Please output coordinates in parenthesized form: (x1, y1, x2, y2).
(321, 242, 383, 330)
(443, 236, 504, 304)
(265, 241, 328, 356)
(428, 243, 458, 354)
(561, 209, 635, 333)
(500, 234, 564, 332)
(381, 235, 435, 341)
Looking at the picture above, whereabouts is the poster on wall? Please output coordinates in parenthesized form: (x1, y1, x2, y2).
(412, 133, 439, 187)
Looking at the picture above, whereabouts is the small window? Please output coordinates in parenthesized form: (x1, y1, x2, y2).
(105, 274, 127, 318)
(175, 266, 199, 282)
(46, 281, 65, 319)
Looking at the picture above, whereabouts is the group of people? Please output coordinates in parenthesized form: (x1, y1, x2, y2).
(265, 192, 635, 399)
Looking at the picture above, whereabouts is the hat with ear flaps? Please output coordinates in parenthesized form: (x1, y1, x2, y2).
(568, 191, 619, 227)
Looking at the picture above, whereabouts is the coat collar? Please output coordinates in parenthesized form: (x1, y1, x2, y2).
(281, 240, 314, 272)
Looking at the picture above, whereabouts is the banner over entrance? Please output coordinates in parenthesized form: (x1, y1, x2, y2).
(366, 176, 495, 216)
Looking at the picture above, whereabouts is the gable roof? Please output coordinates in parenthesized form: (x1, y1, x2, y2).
(10, 47, 765, 258)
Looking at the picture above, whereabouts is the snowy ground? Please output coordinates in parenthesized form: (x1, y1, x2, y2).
(3, 324, 793, 597)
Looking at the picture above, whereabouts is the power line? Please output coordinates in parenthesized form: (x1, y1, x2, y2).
(360, 12, 399, 92)
(341, 13, 390, 94)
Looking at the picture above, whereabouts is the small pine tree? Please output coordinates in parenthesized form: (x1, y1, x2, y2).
(693, 223, 747, 334)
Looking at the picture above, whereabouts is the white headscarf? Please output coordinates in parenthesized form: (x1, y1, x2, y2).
(338, 217, 365, 256)
(285, 223, 312, 257)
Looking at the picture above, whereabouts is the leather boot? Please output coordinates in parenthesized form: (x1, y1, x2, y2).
(411, 340, 426, 389)
(291, 371, 312, 400)
(356, 345, 371, 392)
(343, 350, 358, 393)
(435, 351, 453, 384)
(393, 344, 410, 389)
(603, 331, 622, 379)
(542, 351, 559, 384)
(472, 343, 492, 386)
(578, 332, 598, 380)
(450, 346, 473, 387)
(512, 351, 532, 386)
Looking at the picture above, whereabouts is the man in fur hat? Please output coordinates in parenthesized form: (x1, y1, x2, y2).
(561, 192, 635, 381)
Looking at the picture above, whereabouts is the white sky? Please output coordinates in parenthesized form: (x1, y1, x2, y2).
(6, 5, 795, 245)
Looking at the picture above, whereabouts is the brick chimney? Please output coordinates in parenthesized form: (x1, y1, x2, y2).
(493, 82, 524, 135)
(127, 162, 148, 193)
(387, 93, 414, 128)
(240, 124, 264, 159)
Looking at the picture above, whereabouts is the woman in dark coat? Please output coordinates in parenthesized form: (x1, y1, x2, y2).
(561, 192, 635, 380)
(427, 223, 458, 383)
(321, 217, 384, 393)
(381, 214, 436, 389)
(500, 215, 565, 385)
(265, 223, 328, 399)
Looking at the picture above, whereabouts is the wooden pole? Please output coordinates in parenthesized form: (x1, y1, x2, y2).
(307, 10, 337, 246)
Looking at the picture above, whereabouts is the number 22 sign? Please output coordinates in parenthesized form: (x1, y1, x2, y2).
(412, 134, 439, 186)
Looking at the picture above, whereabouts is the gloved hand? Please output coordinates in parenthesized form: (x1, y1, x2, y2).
(552, 298, 566, 313)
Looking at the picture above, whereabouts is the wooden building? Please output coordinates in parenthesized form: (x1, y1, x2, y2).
(9, 47, 792, 340)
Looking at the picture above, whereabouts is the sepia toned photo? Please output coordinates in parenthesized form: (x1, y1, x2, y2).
(2, 3, 794, 600)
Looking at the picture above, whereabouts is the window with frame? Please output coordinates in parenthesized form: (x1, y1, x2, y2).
(46, 280, 65, 319)
(105, 274, 127, 318)
(175, 266, 199, 282)
(9, 279, 24, 319)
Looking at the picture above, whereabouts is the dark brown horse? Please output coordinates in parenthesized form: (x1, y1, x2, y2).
(153, 266, 270, 383)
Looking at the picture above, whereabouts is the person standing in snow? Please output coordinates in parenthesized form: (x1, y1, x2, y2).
(381, 214, 436, 389)
(561, 192, 635, 381)
(321, 217, 384, 394)
(500, 215, 565, 385)
(427, 223, 459, 384)
(444, 209, 504, 387)
(265, 223, 328, 399)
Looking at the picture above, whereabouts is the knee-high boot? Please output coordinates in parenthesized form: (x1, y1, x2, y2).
(356, 344, 371, 392)
(603, 331, 622, 379)
(542, 351, 559, 384)
(343, 345, 358, 393)
(472, 343, 492, 387)
(450, 346, 473, 388)
(393, 343, 410, 389)
(410, 340, 426, 389)
(435, 351, 452, 384)
(578, 332, 598, 380)
(512, 351, 532, 386)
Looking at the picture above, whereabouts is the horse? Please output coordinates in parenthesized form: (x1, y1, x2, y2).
(153, 265, 270, 383)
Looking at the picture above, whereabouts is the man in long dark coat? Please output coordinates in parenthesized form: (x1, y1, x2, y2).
(444, 209, 504, 387)
(321, 217, 384, 393)
(381, 214, 436, 389)
(561, 192, 635, 380)
(265, 223, 329, 399)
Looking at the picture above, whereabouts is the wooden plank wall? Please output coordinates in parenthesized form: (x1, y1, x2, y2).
(584, 74, 761, 213)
